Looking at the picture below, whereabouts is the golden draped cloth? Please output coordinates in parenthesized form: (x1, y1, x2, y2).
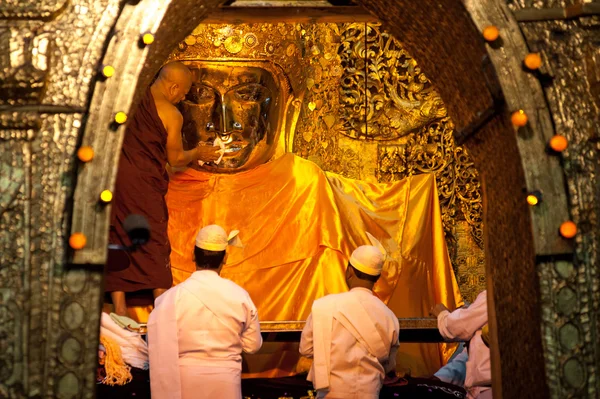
(160, 153, 462, 377)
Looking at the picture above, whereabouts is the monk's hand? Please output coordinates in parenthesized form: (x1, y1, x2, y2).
(196, 145, 221, 163)
(430, 303, 449, 317)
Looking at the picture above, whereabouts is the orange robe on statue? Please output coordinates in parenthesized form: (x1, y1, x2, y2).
(165, 153, 462, 377)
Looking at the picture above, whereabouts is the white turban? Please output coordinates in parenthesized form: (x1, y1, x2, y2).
(349, 232, 387, 276)
(195, 224, 242, 251)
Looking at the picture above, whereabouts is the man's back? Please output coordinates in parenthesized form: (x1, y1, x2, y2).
(301, 288, 400, 399)
(148, 270, 262, 399)
(175, 270, 262, 367)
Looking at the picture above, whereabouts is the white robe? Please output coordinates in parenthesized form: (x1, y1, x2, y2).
(299, 287, 400, 399)
(147, 270, 262, 399)
(437, 290, 491, 399)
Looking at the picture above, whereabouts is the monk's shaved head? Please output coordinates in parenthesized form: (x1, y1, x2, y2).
(158, 62, 192, 85)
(154, 61, 193, 104)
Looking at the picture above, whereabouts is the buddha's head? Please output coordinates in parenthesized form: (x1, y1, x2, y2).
(180, 61, 293, 171)
(170, 24, 308, 173)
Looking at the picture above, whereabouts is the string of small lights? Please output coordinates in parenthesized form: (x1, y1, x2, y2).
(70, 31, 155, 249)
(484, 25, 576, 240)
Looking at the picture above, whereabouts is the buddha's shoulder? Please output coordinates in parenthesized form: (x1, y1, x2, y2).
(280, 153, 324, 173)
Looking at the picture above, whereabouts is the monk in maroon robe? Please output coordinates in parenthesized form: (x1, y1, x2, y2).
(106, 62, 219, 315)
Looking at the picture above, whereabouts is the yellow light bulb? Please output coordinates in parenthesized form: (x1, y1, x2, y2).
(114, 112, 127, 124)
(100, 190, 113, 203)
(142, 32, 155, 45)
(102, 65, 115, 78)
(527, 194, 539, 206)
(527, 190, 542, 206)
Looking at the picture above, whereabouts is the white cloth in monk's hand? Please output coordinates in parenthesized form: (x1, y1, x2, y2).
(100, 312, 148, 370)
(147, 270, 262, 399)
(197, 137, 226, 166)
(437, 290, 490, 399)
(300, 287, 400, 399)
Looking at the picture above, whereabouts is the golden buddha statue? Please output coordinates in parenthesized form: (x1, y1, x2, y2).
(164, 23, 462, 378)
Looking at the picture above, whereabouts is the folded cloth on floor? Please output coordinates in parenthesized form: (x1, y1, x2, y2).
(101, 312, 149, 370)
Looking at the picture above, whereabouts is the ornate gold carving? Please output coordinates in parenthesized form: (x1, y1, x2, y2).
(377, 117, 484, 285)
(338, 23, 447, 141)
(0, 0, 68, 19)
(0, 24, 51, 105)
(294, 23, 485, 281)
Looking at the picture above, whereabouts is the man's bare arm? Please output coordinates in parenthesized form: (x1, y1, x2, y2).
(164, 108, 219, 167)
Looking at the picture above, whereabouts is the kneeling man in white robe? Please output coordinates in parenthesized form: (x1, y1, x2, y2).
(148, 225, 262, 399)
(299, 233, 400, 399)
(431, 290, 491, 399)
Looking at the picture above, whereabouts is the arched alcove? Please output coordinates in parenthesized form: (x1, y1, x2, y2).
(42, 1, 572, 398)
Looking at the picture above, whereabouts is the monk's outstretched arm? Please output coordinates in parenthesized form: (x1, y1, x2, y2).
(165, 111, 219, 167)
(437, 291, 487, 341)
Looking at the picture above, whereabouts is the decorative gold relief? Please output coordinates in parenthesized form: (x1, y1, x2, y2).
(377, 117, 484, 283)
(338, 23, 447, 141)
(0, 24, 51, 106)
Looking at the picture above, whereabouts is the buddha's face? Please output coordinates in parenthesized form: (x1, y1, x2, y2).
(180, 61, 286, 172)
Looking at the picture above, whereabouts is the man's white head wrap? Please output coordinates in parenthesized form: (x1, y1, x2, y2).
(349, 232, 386, 276)
(195, 225, 243, 251)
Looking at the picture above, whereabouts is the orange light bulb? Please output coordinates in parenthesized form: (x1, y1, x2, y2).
(69, 233, 87, 250)
(77, 146, 94, 162)
(511, 110, 528, 127)
(483, 26, 499, 42)
(559, 221, 577, 239)
(549, 135, 568, 152)
(524, 53, 542, 70)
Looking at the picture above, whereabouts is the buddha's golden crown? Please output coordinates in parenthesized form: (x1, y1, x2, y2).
(169, 23, 312, 94)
